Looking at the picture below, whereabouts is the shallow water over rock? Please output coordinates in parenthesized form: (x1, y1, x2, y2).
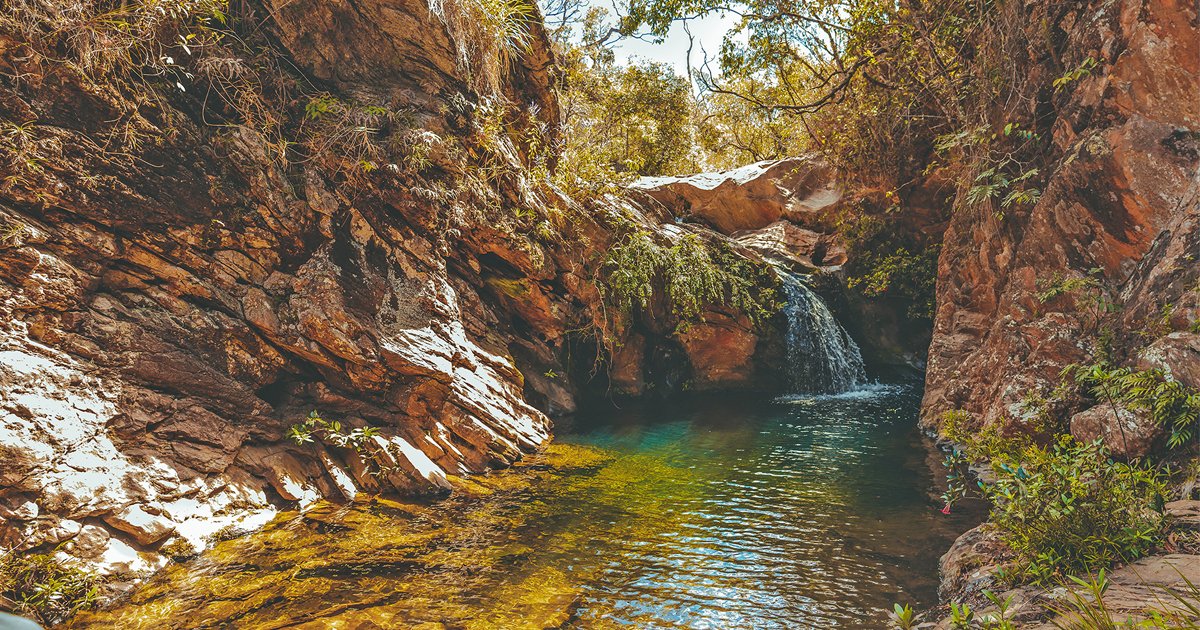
(72, 384, 979, 629)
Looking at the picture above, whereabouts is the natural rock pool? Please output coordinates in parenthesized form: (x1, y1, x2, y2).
(72, 383, 980, 629)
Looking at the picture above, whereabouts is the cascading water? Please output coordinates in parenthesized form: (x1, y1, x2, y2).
(777, 270, 867, 394)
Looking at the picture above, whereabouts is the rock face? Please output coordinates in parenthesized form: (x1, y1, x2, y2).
(922, 0, 1200, 430)
(734, 221, 848, 271)
(631, 157, 843, 234)
(0, 0, 572, 577)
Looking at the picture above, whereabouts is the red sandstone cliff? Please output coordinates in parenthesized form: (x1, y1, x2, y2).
(922, 0, 1200, 439)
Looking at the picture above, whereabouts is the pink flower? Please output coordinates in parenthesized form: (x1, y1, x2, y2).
(940, 504, 952, 515)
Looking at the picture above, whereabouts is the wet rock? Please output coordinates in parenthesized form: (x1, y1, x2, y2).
(734, 221, 848, 271)
(608, 334, 648, 396)
(1069, 404, 1162, 460)
(676, 316, 760, 388)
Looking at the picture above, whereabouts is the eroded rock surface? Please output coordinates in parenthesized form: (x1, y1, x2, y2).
(0, 0, 575, 579)
(0, 0, 800, 582)
(631, 157, 843, 234)
(922, 0, 1200, 430)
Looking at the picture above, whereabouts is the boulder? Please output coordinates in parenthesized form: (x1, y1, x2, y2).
(734, 221, 848, 270)
(938, 525, 1011, 605)
(631, 156, 841, 233)
(1138, 332, 1200, 390)
(1069, 404, 1162, 460)
(103, 505, 177, 546)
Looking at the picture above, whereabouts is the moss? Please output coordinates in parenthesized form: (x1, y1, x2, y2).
(486, 277, 532, 299)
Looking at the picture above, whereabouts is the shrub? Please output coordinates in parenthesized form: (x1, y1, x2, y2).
(983, 437, 1166, 585)
(0, 551, 100, 625)
(1066, 363, 1200, 449)
(838, 213, 941, 320)
(598, 230, 778, 339)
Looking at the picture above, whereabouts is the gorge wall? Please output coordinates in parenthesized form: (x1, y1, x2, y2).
(921, 0, 1200, 440)
(0, 0, 564, 577)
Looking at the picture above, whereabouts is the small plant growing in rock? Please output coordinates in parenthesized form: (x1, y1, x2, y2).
(206, 524, 245, 543)
(0, 221, 29, 247)
(160, 537, 198, 562)
(949, 601, 975, 628)
(1036, 269, 1118, 332)
(0, 549, 100, 625)
(889, 602, 920, 629)
(289, 410, 380, 450)
(288, 410, 393, 475)
(1052, 57, 1099, 93)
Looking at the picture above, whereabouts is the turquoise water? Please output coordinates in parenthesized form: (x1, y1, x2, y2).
(552, 384, 980, 628)
(74, 382, 979, 629)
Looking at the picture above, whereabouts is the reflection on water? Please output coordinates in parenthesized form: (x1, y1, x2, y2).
(73, 383, 980, 629)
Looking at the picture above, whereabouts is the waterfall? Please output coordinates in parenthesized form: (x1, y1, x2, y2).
(777, 270, 867, 394)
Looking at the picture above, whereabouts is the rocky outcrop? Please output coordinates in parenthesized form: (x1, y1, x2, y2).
(937, 503, 1200, 628)
(633, 156, 945, 369)
(631, 156, 843, 234)
(0, 0, 574, 579)
(922, 0, 1200, 429)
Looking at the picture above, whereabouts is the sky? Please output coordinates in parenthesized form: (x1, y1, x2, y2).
(594, 4, 740, 78)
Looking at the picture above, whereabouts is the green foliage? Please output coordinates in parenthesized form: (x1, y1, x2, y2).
(944, 123, 1044, 220)
(598, 231, 778, 338)
(950, 601, 975, 628)
(555, 50, 698, 194)
(288, 410, 390, 475)
(692, 76, 811, 169)
(0, 220, 29, 247)
(1067, 364, 1200, 449)
(1138, 303, 1177, 340)
(889, 602, 920, 629)
(983, 437, 1166, 585)
(1053, 57, 1099, 93)
(0, 550, 100, 625)
(1036, 270, 1118, 333)
(839, 213, 940, 319)
(943, 594, 1018, 630)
